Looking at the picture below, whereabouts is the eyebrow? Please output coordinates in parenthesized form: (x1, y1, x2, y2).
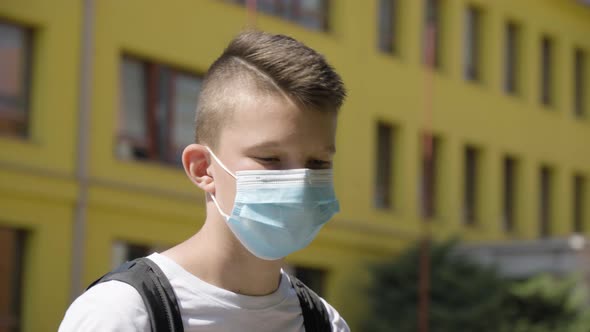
(247, 141, 336, 154)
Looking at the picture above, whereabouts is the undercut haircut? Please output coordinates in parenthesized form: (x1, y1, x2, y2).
(194, 30, 347, 148)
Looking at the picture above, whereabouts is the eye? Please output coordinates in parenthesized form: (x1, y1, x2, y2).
(307, 159, 332, 169)
(254, 156, 280, 163)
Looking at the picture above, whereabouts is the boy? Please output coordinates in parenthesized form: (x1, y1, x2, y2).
(60, 30, 348, 331)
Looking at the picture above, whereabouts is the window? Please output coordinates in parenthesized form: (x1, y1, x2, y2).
(0, 227, 26, 332)
(117, 56, 202, 166)
(573, 174, 586, 233)
(0, 21, 32, 138)
(540, 36, 554, 106)
(374, 122, 395, 209)
(503, 157, 517, 232)
(463, 146, 479, 225)
(464, 5, 481, 81)
(574, 48, 586, 117)
(378, 0, 398, 54)
(420, 134, 439, 219)
(284, 265, 327, 297)
(504, 21, 520, 94)
(539, 166, 553, 237)
(226, 0, 329, 31)
(423, 0, 441, 68)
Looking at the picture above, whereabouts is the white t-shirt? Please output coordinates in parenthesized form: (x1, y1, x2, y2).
(59, 253, 350, 331)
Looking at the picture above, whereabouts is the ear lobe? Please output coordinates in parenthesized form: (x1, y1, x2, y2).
(182, 144, 215, 193)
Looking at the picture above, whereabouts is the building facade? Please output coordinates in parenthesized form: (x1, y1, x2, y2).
(0, 0, 589, 330)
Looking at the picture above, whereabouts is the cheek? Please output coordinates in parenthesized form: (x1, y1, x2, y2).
(212, 169, 238, 210)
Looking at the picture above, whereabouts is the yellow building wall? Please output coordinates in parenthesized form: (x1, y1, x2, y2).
(0, 0, 589, 331)
(0, 170, 76, 331)
(0, 0, 81, 330)
(0, 0, 80, 173)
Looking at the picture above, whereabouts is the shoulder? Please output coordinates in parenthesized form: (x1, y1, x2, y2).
(59, 280, 150, 332)
(320, 298, 351, 332)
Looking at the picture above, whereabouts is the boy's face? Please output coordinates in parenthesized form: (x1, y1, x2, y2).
(209, 92, 337, 213)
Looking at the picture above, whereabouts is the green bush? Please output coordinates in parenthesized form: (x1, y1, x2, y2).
(499, 274, 590, 332)
(364, 240, 590, 332)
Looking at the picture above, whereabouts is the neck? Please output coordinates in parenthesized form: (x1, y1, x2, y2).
(163, 214, 284, 296)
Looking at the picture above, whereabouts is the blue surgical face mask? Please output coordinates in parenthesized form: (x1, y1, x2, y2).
(206, 147, 340, 261)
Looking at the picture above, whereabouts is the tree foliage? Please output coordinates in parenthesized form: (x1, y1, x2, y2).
(364, 240, 590, 332)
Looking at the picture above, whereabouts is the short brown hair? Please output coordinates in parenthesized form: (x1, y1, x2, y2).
(195, 30, 346, 148)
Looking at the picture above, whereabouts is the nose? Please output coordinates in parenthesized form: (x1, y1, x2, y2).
(282, 156, 307, 170)
(283, 161, 306, 170)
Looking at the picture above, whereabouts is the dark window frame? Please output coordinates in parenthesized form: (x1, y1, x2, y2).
(0, 227, 26, 332)
(224, 0, 330, 31)
(503, 156, 517, 232)
(421, 133, 439, 219)
(463, 145, 479, 225)
(574, 48, 586, 118)
(539, 165, 553, 237)
(540, 35, 554, 107)
(464, 5, 482, 81)
(0, 20, 34, 138)
(423, 0, 441, 68)
(573, 174, 586, 233)
(118, 54, 202, 166)
(374, 122, 395, 210)
(504, 21, 520, 95)
(378, 0, 398, 54)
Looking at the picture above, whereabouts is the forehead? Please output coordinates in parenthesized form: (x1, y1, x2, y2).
(219, 92, 337, 153)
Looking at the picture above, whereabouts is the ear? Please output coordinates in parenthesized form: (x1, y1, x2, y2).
(182, 144, 215, 194)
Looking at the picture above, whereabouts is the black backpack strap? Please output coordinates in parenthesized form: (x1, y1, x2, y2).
(87, 257, 184, 332)
(289, 275, 332, 332)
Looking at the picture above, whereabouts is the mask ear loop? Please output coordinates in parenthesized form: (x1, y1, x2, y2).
(205, 146, 237, 179)
(209, 192, 231, 220)
(205, 146, 236, 220)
